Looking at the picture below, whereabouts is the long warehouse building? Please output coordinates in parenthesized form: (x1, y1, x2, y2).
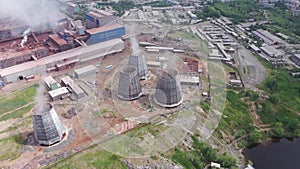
(0, 38, 124, 84)
(86, 24, 125, 45)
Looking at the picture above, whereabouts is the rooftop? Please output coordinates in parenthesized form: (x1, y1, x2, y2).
(74, 65, 97, 75)
(86, 24, 124, 34)
(48, 87, 69, 98)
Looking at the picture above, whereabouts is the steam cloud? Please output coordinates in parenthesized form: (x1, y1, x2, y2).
(20, 28, 31, 48)
(34, 82, 48, 114)
(130, 36, 140, 54)
(0, 0, 61, 27)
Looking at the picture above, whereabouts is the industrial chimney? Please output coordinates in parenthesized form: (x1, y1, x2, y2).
(118, 66, 142, 100)
(128, 50, 148, 79)
(154, 69, 183, 108)
(32, 103, 66, 146)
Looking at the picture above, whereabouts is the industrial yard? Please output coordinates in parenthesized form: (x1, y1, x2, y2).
(0, 0, 300, 169)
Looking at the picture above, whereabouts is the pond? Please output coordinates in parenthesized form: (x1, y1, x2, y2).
(243, 138, 300, 169)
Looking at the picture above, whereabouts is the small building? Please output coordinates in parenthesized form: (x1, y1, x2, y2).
(147, 61, 161, 68)
(74, 65, 97, 79)
(249, 44, 261, 53)
(48, 87, 69, 101)
(211, 162, 221, 168)
(44, 76, 60, 90)
(187, 11, 197, 20)
(61, 76, 85, 99)
(291, 54, 300, 66)
(179, 75, 200, 86)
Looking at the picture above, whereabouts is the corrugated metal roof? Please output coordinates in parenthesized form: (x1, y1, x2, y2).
(86, 24, 124, 34)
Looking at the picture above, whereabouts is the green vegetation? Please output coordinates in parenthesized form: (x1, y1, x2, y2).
(215, 90, 265, 147)
(49, 147, 126, 169)
(0, 104, 33, 121)
(0, 116, 32, 135)
(0, 135, 23, 161)
(0, 84, 37, 116)
(168, 30, 209, 54)
(171, 135, 236, 169)
(213, 0, 261, 23)
(193, 6, 220, 20)
(257, 67, 300, 137)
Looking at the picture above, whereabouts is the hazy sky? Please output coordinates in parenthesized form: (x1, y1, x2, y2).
(0, 0, 61, 26)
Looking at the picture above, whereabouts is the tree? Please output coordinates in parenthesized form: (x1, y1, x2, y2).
(265, 77, 278, 91)
(217, 153, 236, 168)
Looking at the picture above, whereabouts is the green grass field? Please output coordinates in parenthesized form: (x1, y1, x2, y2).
(0, 135, 23, 161)
(49, 147, 126, 169)
(0, 84, 37, 117)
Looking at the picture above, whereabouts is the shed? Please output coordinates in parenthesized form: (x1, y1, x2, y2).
(44, 76, 60, 90)
(74, 65, 97, 79)
(61, 76, 85, 99)
(48, 87, 69, 101)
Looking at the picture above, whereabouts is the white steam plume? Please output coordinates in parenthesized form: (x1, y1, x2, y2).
(0, 0, 61, 28)
(34, 82, 47, 114)
(130, 36, 140, 53)
(20, 28, 30, 48)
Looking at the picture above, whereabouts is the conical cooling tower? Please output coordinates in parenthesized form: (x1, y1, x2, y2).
(128, 50, 148, 78)
(33, 104, 66, 146)
(154, 69, 183, 108)
(118, 66, 142, 100)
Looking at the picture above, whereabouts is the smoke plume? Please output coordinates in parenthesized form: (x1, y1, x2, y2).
(20, 28, 31, 48)
(34, 82, 48, 114)
(0, 0, 61, 27)
(130, 36, 140, 54)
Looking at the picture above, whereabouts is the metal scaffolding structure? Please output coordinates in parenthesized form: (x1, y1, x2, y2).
(154, 69, 183, 108)
(128, 50, 148, 79)
(33, 104, 66, 146)
(118, 66, 142, 100)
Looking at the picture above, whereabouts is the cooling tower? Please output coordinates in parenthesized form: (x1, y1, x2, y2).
(154, 69, 183, 108)
(118, 66, 142, 100)
(33, 103, 66, 146)
(128, 50, 148, 78)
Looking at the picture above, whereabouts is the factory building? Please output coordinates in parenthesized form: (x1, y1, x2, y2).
(0, 38, 124, 84)
(61, 76, 85, 99)
(44, 76, 60, 90)
(252, 29, 284, 45)
(0, 47, 48, 69)
(260, 45, 284, 58)
(48, 87, 70, 101)
(86, 10, 116, 29)
(118, 66, 142, 101)
(154, 69, 183, 108)
(48, 34, 72, 52)
(128, 50, 148, 79)
(86, 24, 125, 45)
(74, 65, 97, 79)
(33, 103, 66, 146)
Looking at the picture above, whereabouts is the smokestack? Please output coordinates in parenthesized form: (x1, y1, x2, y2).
(154, 69, 183, 108)
(118, 66, 142, 100)
(128, 50, 148, 79)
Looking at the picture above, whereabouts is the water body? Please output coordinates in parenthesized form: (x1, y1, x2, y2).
(243, 138, 300, 169)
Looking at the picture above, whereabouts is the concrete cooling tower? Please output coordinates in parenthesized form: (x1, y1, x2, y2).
(128, 50, 148, 78)
(33, 103, 66, 146)
(154, 69, 183, 108)
(118, 66, 142, 100)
